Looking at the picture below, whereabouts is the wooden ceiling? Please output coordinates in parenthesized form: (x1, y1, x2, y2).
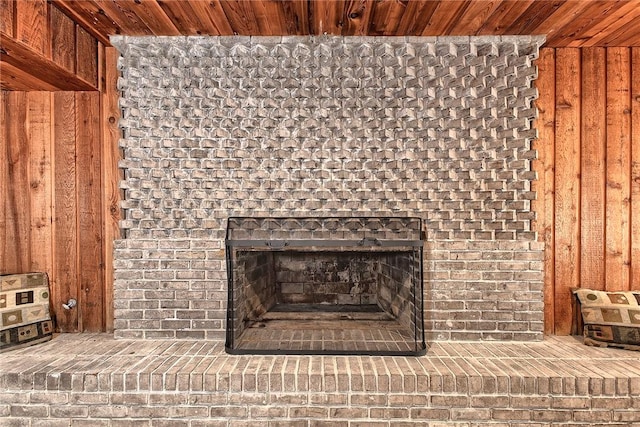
(52, 0, 640, 48)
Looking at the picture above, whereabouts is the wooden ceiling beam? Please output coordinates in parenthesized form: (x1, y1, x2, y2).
(0, 60, 59, 91)
(1, 33, 97, 91)
(51, 1, 114, 46)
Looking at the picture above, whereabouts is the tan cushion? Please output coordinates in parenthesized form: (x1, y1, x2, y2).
(574, 288, 640, 351)
(0, 273, 53, 352)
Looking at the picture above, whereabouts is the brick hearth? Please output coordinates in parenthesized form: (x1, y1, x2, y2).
(1, 334, 639, 426)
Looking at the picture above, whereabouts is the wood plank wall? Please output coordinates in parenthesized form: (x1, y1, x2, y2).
(1, 91, 101, 332)
(535, 47, 640, 335)
(0, 47, 121, 333)
(3, 42, 640, 336)
(0, 0, 99, 91)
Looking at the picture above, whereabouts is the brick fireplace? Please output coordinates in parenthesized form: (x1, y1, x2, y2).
(111, 35, 545, 344)
(224, 216, 426, 355)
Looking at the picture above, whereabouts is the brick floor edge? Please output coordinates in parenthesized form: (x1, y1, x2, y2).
(1, 334, 639, 426)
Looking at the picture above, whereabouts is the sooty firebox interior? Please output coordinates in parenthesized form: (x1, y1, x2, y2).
(225, 217, 426, 355)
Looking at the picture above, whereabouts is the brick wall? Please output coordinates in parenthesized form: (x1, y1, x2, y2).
(111, 35, 545, 341)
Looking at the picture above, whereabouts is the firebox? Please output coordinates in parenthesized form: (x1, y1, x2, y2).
(225, 217, 426, 355)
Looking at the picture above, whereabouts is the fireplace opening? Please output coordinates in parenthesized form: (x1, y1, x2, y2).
(225, 217, 426, 355)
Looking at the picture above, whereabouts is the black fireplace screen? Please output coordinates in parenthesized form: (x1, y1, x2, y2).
(225, 217, 426, 355)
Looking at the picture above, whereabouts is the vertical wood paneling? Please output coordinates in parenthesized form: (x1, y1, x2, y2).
(580, 48, 606, 290)
(51, 5, 76, 72)
(540, 47, 640, 333)
(605, 48, 632, 292)
(102, 47, 122, 332)
(632, 48, 640, 290)
(76, 26, 98, 86)
(0, 0, 15, 36)
(553, 49, 581, 336)
(76, 91, 104, 332)
(14, 0, 48, 55)
(533, 48, 556, 335)
(27, 92, 53, 275)
(53, 91, 79, 332)
(4, 92, 30, 273)
(0, 91, 7, 273)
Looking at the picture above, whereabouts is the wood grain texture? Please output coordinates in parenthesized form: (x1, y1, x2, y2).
(420, 1, 469, 36)
(310, 0, 345, 35)
(546, 1, 618, 47)
(477, 0, 535, 35)
(0, 0, 15, 37)
(76, 26, 99, 87)
(182, 0, 233, 35)
(538, 47, 640, 332)
(239, 0, 285, 35)
(102, 47, 122, 332)
(553, 48, 581, 336)
(533, 48, 556, 335)
(343, 0, 374, 36)
(0, 61, 60, 91)
(49, 0, 113, 45)
(218, 0, 261, 35)
(126, 0, 180, 36)
(51, 4, 76, 72)
(1, 33, 98, 91)
(448, 0, 502, 35)
(530, 1, 590, 41)
(505, 0, 566, 35)
(27, 92, 53, 276)
(3, 92, 30, 274)
(395, 0, 439, 36)
(45, 0, 640, 46)
(578, 1, 640, 48)
(632, 47, 640, 290)
(92, 0, 155, 36)
(597, 5, 640, 48)
(156, 0, 229, 35)
(1, 2, 101, 91)
(53, 91, 79, 332)
(605, 47, 632, 292)
(75, 91, 104, 332)
(14, 0, 47, 55)
(0, 92, 7, 273)
(580, 47, 606, 290)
